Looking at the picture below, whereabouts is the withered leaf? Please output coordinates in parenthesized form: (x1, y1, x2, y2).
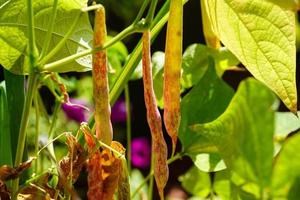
(0, 157, 35, 181)
(0, 180, 10, 200)
(18, 173, 59, 200)
(58, 133, 86, 183)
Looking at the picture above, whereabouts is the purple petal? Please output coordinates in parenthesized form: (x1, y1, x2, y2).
(111, 98, 128, 123)
(131, 137, 151, 169)
(62, 98, 89, 123)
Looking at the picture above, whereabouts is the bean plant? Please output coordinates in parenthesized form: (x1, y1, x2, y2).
(0, 0, 299, 199)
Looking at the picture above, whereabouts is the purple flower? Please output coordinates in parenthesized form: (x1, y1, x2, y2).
(62, 98, 89, 123)
(131, 137, 151, 169)
(111, 98, 128, 123)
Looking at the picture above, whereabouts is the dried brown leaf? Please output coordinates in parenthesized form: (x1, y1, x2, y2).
(0, 157, 35, 181)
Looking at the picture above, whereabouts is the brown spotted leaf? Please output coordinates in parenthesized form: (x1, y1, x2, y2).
(18, 173, 59, 200)
(58, 133, 86, 184)
(82, 125, 122, 200)
(111, 142, 130, 200)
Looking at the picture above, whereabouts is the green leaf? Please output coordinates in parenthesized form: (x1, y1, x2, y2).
(130, 51, 165, 108)
(275, 111, 300, 137)
(0, 81, 12, 166)
(130, 169, 148, 200)
(272, 132, 300, 198)
(191, 79, 276, 190)
(213, 170, 260, 200)
(3, 69, 24, 162)
(0, 0, 92, 74)
(206, 0, 297, 112)
(152, 52, 165, 108)
(181, 44, 239, 88)
(214, 170, 231, 200)
(179, 58, 234, 172)
(193, 153, 226, 172)
(178, 166, 211, 198)
(265, 0, 299, 11)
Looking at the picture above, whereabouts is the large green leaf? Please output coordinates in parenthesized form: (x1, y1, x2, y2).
(0, 81, 12, 166)
(275, 111, 300, 137)
(265, 0, 299, 11)
(0, 0, 92, 74)
(179, 58, 234, 172)
(4, 70, 24, 162)
(178, 166, 211, 198)
(205, 0, 297, 112)
(272, 132, 300, 198)
(192, 79, 276, 190)
(181, 44, 239, 88)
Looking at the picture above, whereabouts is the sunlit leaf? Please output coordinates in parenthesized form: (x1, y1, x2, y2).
(179, 59, 234, 172)
(0, 0, 92, 74)
(265, 0, 299, 11)
(192, 79, 276, 191)
(275, 111, 300, 137)
(205, 0, 297, 112)
(130, 169, 148, 200)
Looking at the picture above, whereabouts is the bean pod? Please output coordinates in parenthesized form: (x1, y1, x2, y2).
(163, 0, 183, 155)
(93, 6, 113, 145)
(142, 30, 169, 200)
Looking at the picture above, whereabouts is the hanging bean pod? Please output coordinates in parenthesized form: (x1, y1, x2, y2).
(142, 30, 169, 200)
(163, 0, 183, 155)
(93, 5, 113, 145)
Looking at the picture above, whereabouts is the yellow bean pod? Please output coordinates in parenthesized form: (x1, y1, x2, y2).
(163, 0, 183, 155)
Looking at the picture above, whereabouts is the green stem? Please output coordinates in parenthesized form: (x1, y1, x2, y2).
(148, 152, 155, 200)
(131, 153, 183, 199)
(145, 0, 159, 24)
(43, 24, 136, 72)
(34, 89, 40, 173)
(133, 0, 151, 24)
(47, 101, 61, 162)
(124, 85, 131, 174)
(39, 0, 58, 60)
(81, 4, 102, 12)
(12, 73, 39, 197)
(27, 0, 38, 68)
(39, 13, 82, 66)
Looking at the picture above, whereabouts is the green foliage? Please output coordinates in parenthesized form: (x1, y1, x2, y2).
(192, 79, 276, 191)
(0, 0, 92, 74)
(179, 166, 211, 198)
(275, 111, 300, 137)
(272, 132, 300, 198)
(0, 0, 299, 199)
(179, 59, 234, 172)
(3, 70, 24, 162)
(266, 0, 299, 11)
(181, 44, 239, 88)
(204, 0, 297, 112)
(0, 81, 12, 166)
